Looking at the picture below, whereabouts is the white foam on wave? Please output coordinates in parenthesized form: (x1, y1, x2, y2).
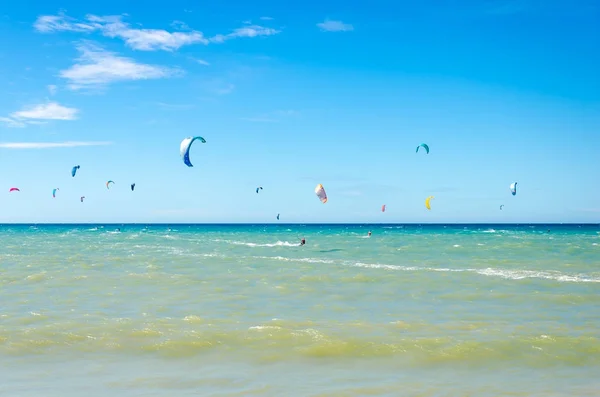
(474, 268, 600, 283)
(214, 239, 298, 247)
(353, 262, 466, 273)
(349, 262, 600, 283)
(243, 255, 600, 283)
(248, 325, 282, 331)
(252, 255, 336, 265)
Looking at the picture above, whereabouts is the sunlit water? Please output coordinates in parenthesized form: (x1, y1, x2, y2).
(1, 224, 599, 396)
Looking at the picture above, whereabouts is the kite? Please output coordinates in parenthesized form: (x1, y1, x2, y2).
(180, 136, 206, 167)
(416, 143, 430, 154)
(425, 196, 434, 210)
(315, 184, 327, 204)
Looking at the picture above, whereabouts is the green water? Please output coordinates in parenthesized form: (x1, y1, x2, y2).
(1, 224, 599, 396)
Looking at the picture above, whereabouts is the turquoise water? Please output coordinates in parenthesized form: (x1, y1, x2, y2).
(1, 224, 599, 396)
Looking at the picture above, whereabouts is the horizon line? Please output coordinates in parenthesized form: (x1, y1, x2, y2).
(1, 222, 598, 226)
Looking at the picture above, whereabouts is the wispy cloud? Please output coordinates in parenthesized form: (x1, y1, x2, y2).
(47, 84, 57, 95)
(170, 20, 191, 31)
(317, 19, 354, 32)
(0, 117, 26, 128)
(34, 12, 280, 51)
(0, 102, 79, 128)
(195, 59, 210, 66)
(59, 41, 179, 90)
(96, 15, 208, 51)
(209, 25, 280, 43)
(241, 109, 299, 123)
(260, 16, 274, 21)
(12, 102, 78, 120)
(34, 13, 98, 33)
(0, 141, 112, 149)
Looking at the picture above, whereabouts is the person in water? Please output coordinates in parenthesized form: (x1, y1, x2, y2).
(300, 238, 305, 246)
(368, 231, 372, 237)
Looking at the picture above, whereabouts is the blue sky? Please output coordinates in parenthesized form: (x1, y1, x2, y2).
(0, 0, 599, 223)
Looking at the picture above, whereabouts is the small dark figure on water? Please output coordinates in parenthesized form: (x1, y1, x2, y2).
(300, 238, 306, 246)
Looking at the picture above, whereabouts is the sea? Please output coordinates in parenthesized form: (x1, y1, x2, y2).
(1, 224, 599, 396)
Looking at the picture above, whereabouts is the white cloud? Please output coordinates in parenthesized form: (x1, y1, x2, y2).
(34, 13, 280, 51)
(171, 20, 191, 31)
(0, 102, 79, 128)
(0, 141, 112, 149)
(34, 13, 98, 33)
(47, 84, 57, 95)
(0, 117, 26, 128)
(317, 19, 354, 32)
(98, 17, 208, 51)
(260, 16, 274, 21)
(59, 42, 179, 90)
(210, 25, 280, 43)
(196, 59, 210, 66)
(12, 102, 78, 120)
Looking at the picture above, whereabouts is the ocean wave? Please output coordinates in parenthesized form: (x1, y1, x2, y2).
(350, 262, 600, 283)
(213, 239, 299, 248)
(1, 320, 598, 366)
(233, 254, 600, 283)
(252, 255, 336, 264)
